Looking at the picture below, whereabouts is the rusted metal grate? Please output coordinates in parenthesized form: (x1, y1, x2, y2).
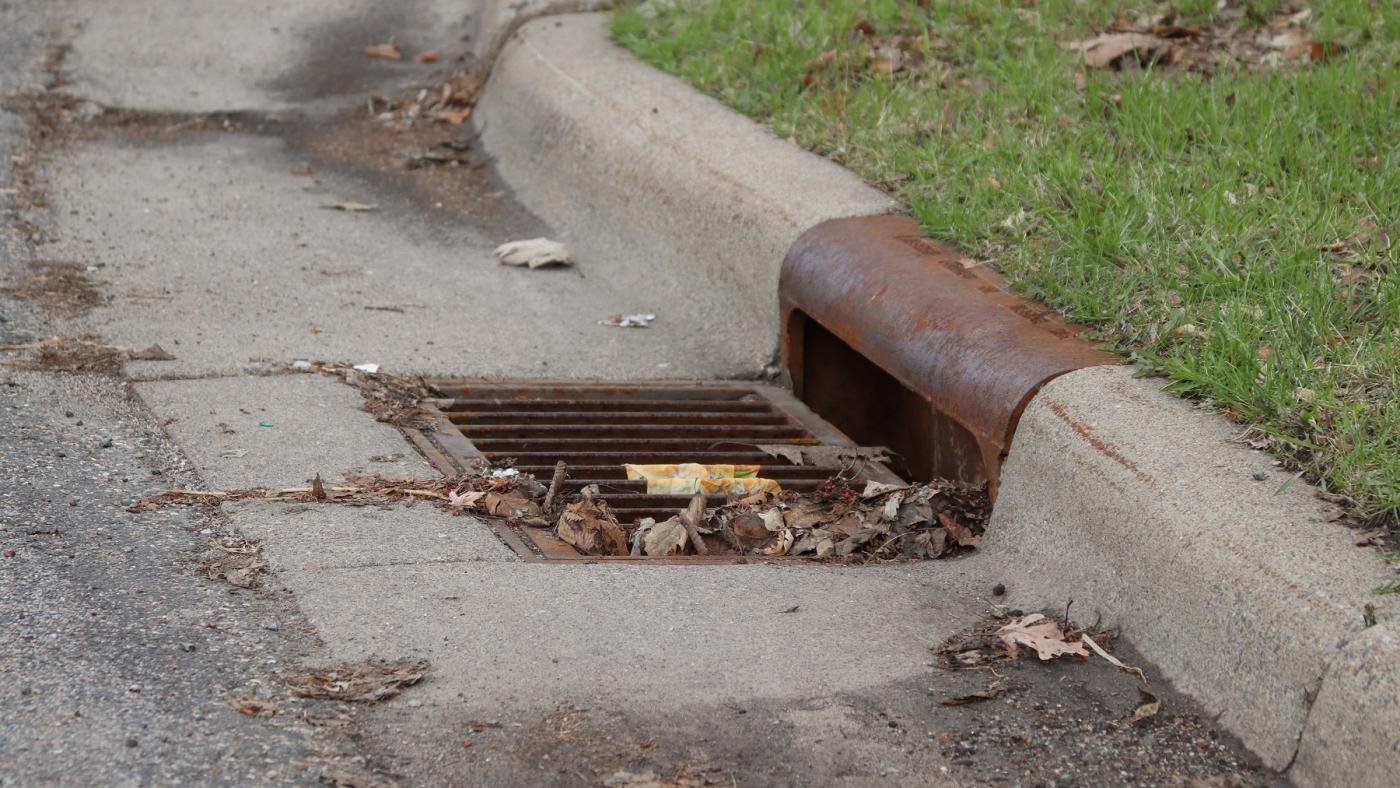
(404, 381, 900, 560)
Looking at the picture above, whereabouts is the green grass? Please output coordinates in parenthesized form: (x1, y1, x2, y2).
(615, 0, 1400, 526)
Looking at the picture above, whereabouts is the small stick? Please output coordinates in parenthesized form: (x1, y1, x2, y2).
(543, 460, 567, 513)
(679, 493, 709, 556)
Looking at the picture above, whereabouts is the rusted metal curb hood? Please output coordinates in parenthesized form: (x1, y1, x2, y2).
(780, 215, 1114, 495)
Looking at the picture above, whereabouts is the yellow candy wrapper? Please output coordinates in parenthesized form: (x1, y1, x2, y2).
(623, 463, 778, 495)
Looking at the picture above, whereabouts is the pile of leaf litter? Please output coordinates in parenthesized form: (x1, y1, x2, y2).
(1066, 3, 1344, 74)
(935, 607, 1163, 722)
(130, 461, 988, 563)
(624, 478, 987, 561)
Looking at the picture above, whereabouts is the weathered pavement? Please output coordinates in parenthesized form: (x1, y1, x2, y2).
(2, 1, 1272, 785)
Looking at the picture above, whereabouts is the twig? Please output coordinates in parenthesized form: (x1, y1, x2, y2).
(543, 460, 566, 514)
(679, 493, 709, 556)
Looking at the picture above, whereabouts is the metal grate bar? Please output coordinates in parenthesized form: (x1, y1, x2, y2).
(409, 380, 900, 562)
(445, 399, 773, 413)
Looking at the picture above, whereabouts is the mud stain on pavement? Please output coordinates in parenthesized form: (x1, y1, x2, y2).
(262, 0, 424, 104)
(347, 624, 1272, 786)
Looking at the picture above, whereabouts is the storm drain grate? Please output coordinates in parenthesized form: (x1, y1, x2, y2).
(404, 381, 901, 561)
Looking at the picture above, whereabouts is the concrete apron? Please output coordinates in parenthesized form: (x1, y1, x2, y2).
(37, 1, 1397, 783)
(130, 374, 987, 774)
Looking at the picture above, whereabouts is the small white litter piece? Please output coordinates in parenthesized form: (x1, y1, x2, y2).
(290, 358, 312, 371)
(353, 362, 380, 374)
(494, 238, 574, 269)
(600, 313, 656, 328)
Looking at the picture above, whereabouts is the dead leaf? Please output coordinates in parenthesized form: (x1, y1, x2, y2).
(939, 510, 981, 547)
(1354, 529, 1385, 547)
(1131, 690, 1161, 724)
(756, 444, 806, 465)
(415, 50, 439, 63)
(1081, 633, 1147, 682)
(321, 201, 379, 213)
(448, 489, 487, 510)
(942, 683, 1005, 706)
(556, 497, 629, 556)
(228, 694, 279, 717)
(128, 344, 176, 361)
(1065, 32, 1170, 69)
(311, 473, 327, 501)
(995, 613, 1088, 661)
(284, 657, 427, 702)
(364, 39, 402, 60)
(494, 238, 574, 269)
(638, 516, 689, 557)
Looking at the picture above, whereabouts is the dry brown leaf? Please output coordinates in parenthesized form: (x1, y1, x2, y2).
(995, 613, 1088, 661)
(556, 498, 628, 556)
(1081, 633, 1147, 682)
(941, 682, 1005, 706)
(128, 343, 176, 361)
(284, 657, 427, 702)
(229, 694, 279, 717)
(640, 516, 689, 557)
(414, 50, 439, 63)
(1354, 529, 1385, 547)
(1131, 690, 1161, 724)
(1065, 32, 1170, 69)
(939, 510, 981, 547)
(364, 39, 402, 60)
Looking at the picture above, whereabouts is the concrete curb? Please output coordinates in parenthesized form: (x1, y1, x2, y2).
(471, 9, 1398, 783)
(474, 13, 896, 366)
(984, 366, 1395, 774)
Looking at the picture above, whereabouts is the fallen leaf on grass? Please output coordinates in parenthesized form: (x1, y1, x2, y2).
(600, 313, 656, 328)
(995, 613, 1088, 661)
(321, 201, 380, 213)
(283, 657, 427, 702)
(1131, 690, 1161, 724)
(228, 694, 279, 717)
(364, 39, 402, 60)
(1065, 32, 1171, 69)
(494, 238, 574, 269)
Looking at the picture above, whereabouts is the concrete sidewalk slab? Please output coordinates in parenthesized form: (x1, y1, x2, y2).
(64, 0, 472, 115)
(476, 13, 897, 369)
(40, 134, 761, 380)
(227, 500, 514, 571)
(134, 373, 430, 489)
(985, 365, 1395, 770)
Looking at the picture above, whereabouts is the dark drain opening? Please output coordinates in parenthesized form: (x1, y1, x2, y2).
(405, 381, 903, 562)
(788, 313, 986, 486)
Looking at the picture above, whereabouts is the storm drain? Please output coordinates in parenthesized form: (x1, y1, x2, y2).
(404, 381, 901, 561)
